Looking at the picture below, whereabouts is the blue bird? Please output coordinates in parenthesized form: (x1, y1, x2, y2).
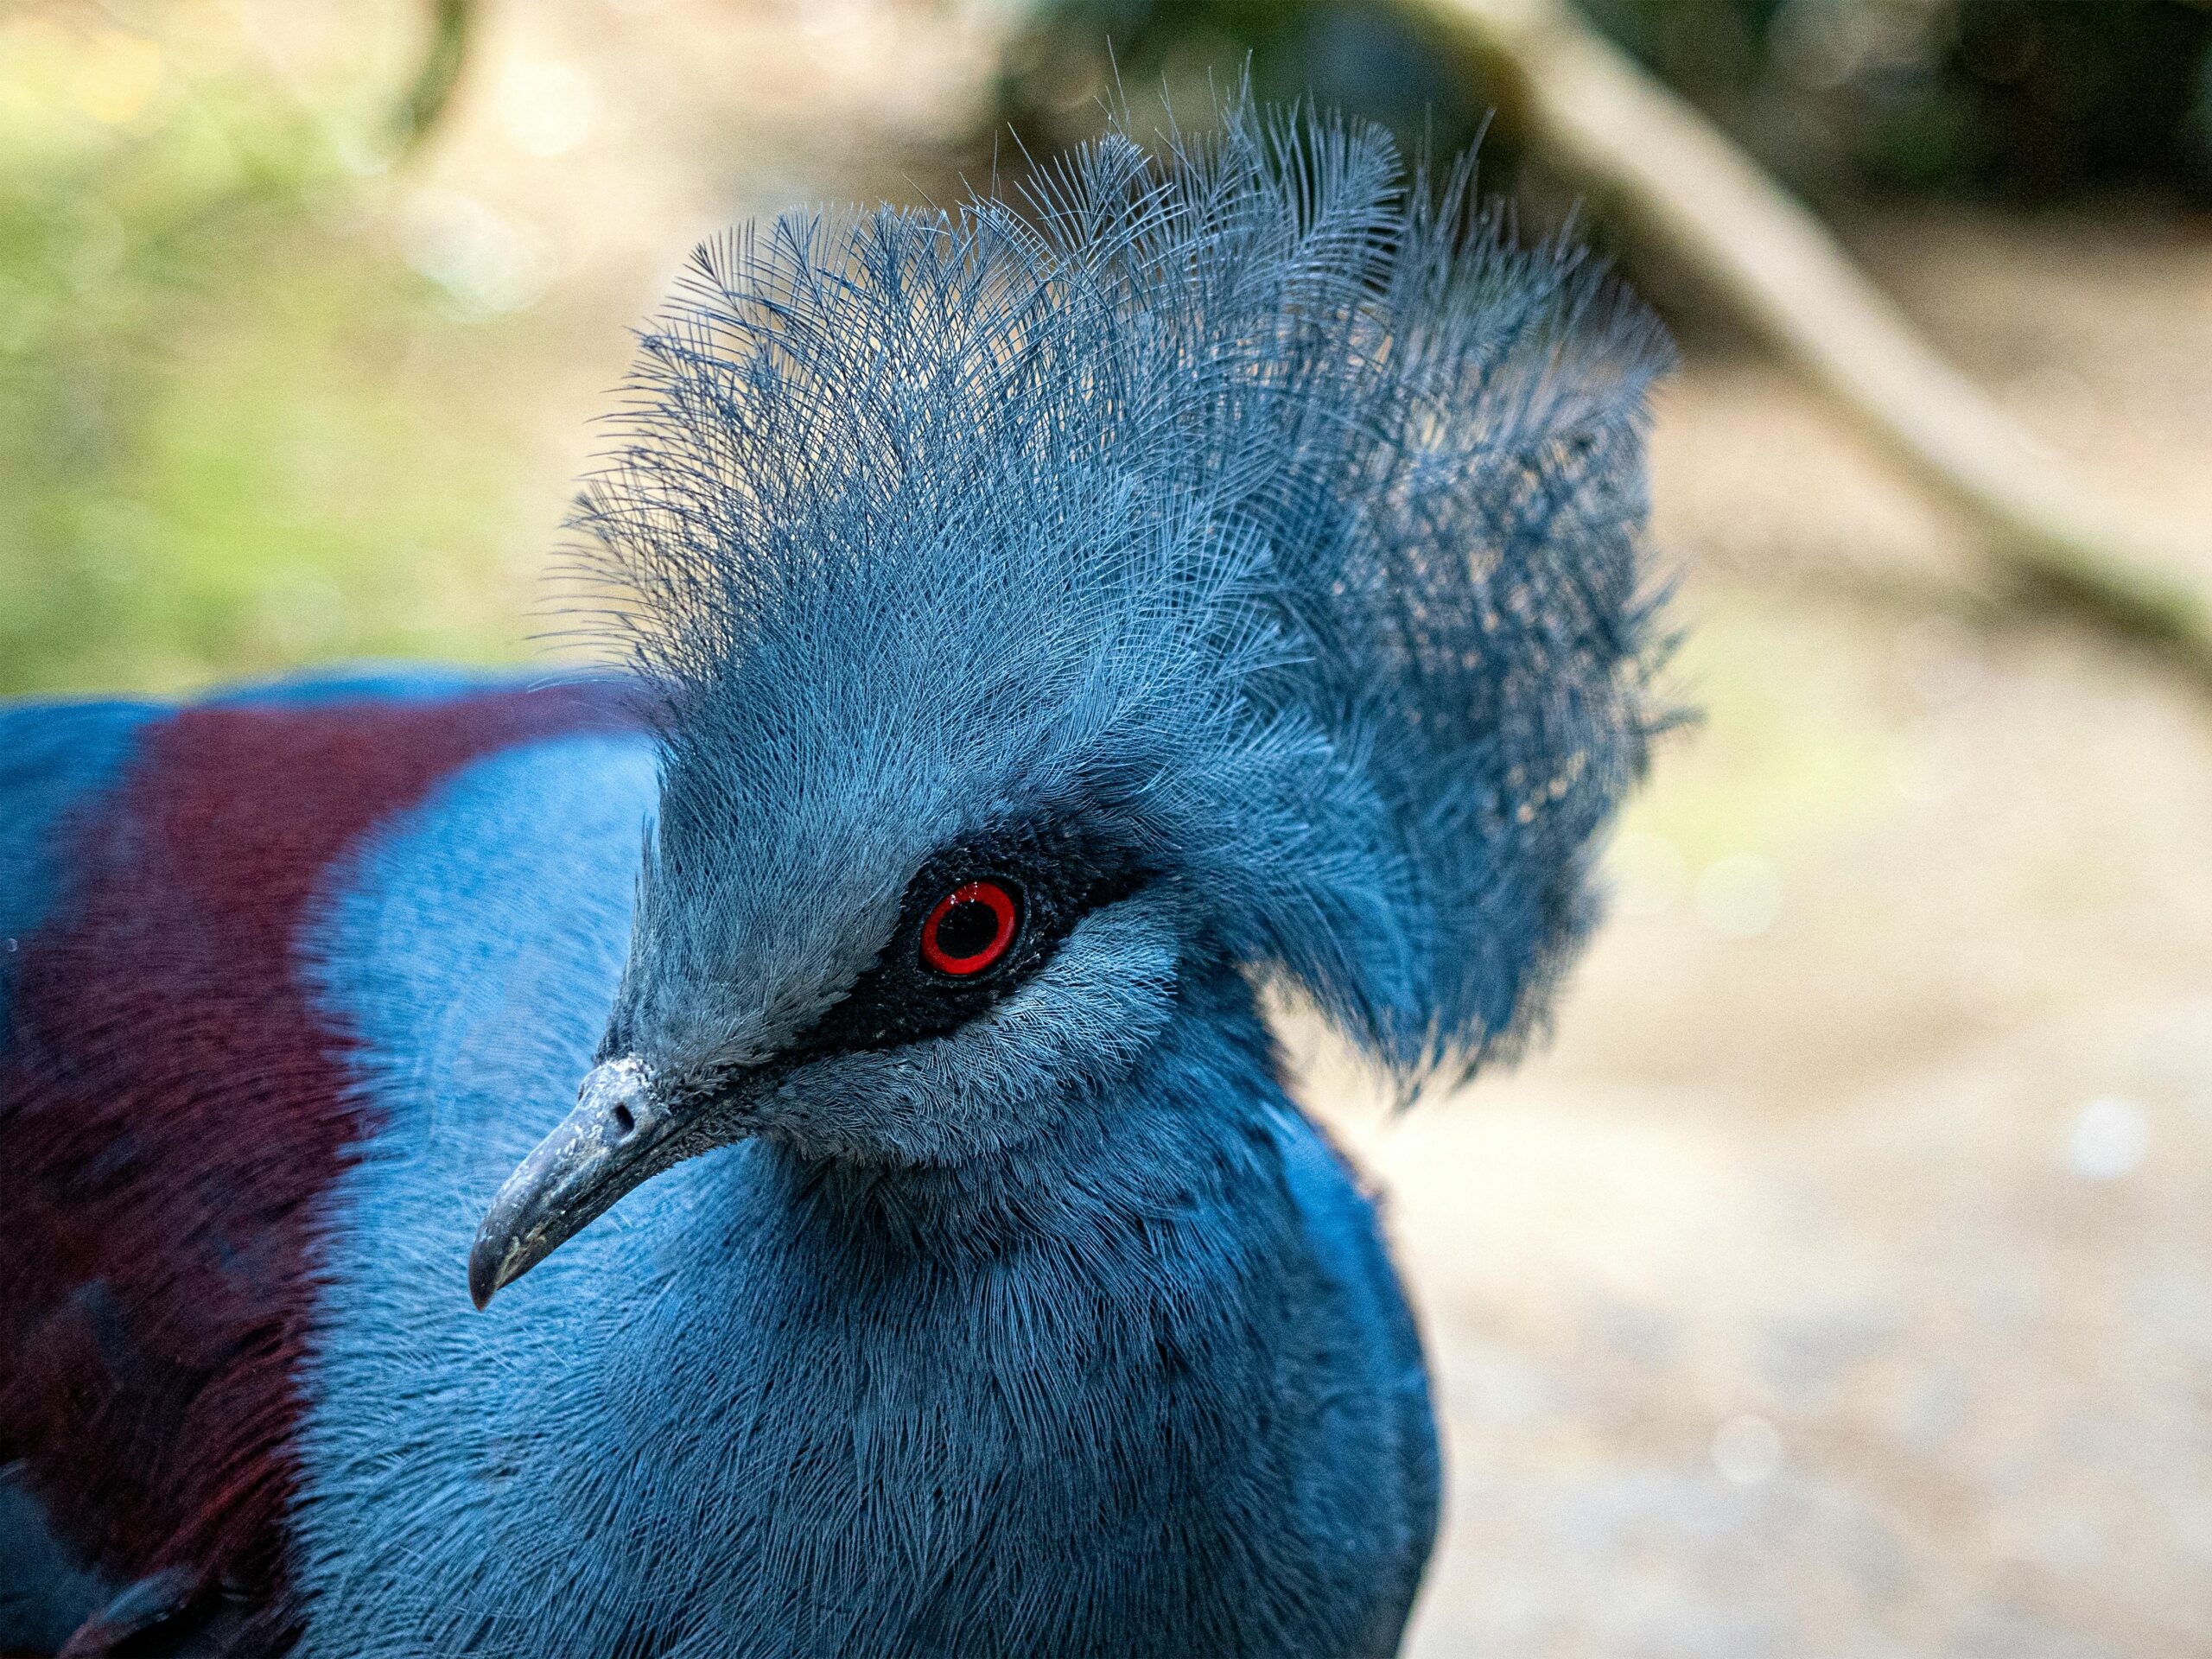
(0, 105, 1668, 1657)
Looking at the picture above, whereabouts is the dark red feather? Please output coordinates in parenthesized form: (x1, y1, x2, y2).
(0, 683, 627, 1654)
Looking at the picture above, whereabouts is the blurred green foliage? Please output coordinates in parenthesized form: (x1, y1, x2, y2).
(0, 10, 535, 696)
(10, 1, 2210, 699)
(1591, 0, 2212, 203)
(1004, 0, 2212, 207)
(1001, 2, 1502, 173)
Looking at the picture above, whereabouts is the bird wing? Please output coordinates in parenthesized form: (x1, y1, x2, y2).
(0, 675, 631, 1657)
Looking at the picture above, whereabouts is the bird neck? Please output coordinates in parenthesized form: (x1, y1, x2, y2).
(483, 965, 1352, 1650)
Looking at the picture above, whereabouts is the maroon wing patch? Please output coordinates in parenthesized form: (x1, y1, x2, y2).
(0, 683, 628, 1654)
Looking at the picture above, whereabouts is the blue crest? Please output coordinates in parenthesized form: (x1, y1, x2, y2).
(569, 99, 1672, 1092)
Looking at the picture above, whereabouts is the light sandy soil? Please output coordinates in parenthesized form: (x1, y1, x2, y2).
(261, 3, 2212, 1649)
(1332, 213, 2212, 1658)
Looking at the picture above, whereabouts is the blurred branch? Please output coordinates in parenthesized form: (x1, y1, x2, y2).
(391, 0, 478, 158)
(1402, 0, 2212, 690)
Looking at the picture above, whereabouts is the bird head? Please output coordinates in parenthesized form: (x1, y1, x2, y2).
(468, 105, 1671, 1307)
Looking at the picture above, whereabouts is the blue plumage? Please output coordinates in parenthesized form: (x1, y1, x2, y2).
(0, 104, 1665, 1656)
(581, 104, 1667, 1091)
(291, 735, 1436, 1655)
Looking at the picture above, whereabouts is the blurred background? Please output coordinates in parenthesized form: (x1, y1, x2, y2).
(6, 0, 2211, 1652)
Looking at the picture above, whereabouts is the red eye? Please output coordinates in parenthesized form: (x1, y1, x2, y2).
(919, 880, 1020, 977)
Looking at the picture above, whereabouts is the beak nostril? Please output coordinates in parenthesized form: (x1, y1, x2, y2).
(609, 1103, 636, 1139)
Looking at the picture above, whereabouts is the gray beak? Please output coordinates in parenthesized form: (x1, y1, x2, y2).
(468, 1057, 686, 1308)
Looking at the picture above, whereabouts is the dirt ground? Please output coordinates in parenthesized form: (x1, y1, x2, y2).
(253, 3, 2212, 1650)
(1334, 207, 2212, 1659)
(1326, 485, 2212, 1654)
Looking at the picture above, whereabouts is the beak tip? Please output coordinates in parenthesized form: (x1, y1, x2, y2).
(466, 1233, 512, 1312)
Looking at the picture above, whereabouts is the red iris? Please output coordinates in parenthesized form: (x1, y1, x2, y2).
(919, 880, 1020, 976)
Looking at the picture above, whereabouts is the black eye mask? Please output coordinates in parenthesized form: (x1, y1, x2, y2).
(781, 817, 1153, 1061)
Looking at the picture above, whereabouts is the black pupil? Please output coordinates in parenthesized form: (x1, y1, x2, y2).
(935, 897, 1003, 962)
